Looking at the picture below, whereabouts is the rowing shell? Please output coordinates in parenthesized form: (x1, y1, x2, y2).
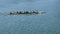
(7, 11, 46, 15)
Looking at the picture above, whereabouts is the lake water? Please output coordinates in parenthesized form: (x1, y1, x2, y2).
(0, 0, 60, 34)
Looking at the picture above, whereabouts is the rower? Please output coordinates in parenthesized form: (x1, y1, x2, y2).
(19, 11, 22, 14)
(25, 11, 29, 14)
(9, 12, 13, 14)
(17, 11, 18, 13)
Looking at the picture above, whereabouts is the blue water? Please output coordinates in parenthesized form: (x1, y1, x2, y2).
(0, 0, 60, 34)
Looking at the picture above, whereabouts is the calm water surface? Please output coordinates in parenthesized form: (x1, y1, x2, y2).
(0, 0, 60, 34)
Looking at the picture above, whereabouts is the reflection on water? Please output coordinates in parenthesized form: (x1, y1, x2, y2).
(0, 0, 60, 34)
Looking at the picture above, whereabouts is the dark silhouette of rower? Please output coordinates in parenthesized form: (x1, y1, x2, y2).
(18, 11, 24, 14)
(32, 11, 36, 13)
(24, 11, 29, 14)
(35, 11, 38, 14)
(19, 11, 24, 14)
(16, 11, 18, 14)
(16, 11, 23, 14)
(9, 12, 13, 14)
(26, 11, 29, 13)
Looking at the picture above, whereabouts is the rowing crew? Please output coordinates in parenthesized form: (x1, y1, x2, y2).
(8, 11, 46, 15)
